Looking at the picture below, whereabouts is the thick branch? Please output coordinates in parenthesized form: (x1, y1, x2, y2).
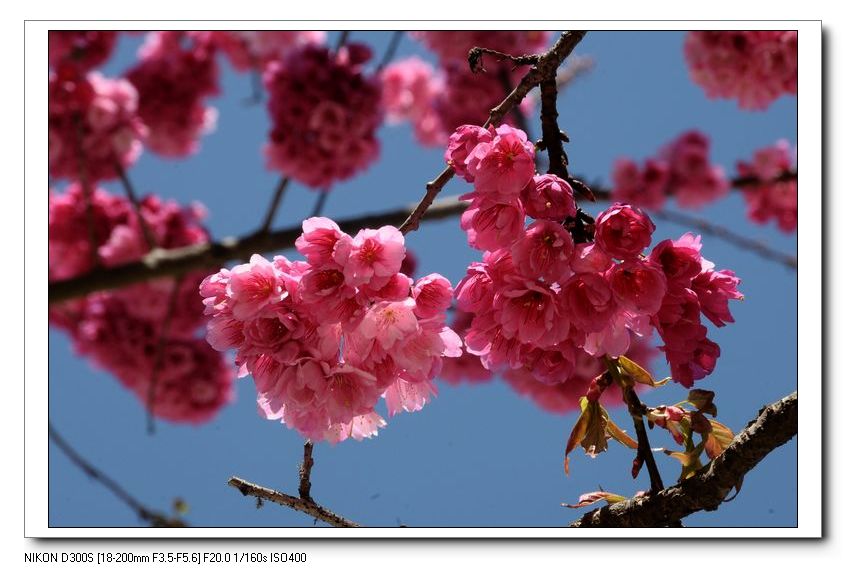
(228, 476, 359, 528)
(49, 195, 469, 304)
(570, 391, 798, 527)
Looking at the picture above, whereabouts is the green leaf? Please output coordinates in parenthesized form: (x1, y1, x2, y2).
(662, 440, 706, 480)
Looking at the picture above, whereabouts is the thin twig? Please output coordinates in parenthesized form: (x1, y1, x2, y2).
(259, 176, 291, 234)
(622, 385, 665, 493)
(310, 190, 330, 217)
(298, 442, 314, 501)
(70, 113, 100, 269)
(376, 31, 403, 73)
(399, 31, 588, 234)
(570, 391, 798, 527)
(497, 66, 532, 140)
(334, 31, 350, 52)
(114, 161, 157, 251)
(146, 275, 183, 435)
(228, 476, 359, 527)
(49, 423, 186, 527)
(555, 55, 595, 92)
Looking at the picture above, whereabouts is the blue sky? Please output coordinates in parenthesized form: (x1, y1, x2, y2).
(48, 30, 798, 528)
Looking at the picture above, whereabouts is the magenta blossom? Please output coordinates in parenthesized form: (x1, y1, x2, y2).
(595, 203, 656, 261)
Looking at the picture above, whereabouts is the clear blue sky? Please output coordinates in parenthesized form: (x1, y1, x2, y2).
(49, 30, 798, 528)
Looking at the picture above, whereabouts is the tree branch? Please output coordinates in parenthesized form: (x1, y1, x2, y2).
(298, 441, 314, 501)
(228, 476, 359, 528)
(49, 423, 186, 527)
(258, 176, 290, 234)
(570, 391, 798, 527)
(50, 195, 469, 304)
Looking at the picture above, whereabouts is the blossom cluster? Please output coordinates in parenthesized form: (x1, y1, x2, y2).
(612, 131, 797, 233)
(263, 43, 383, 189)
(447, 123, 743, 388)
(684, 31, 798, 110)
(49, 184, 234, 423)
(736, 140, 798, 232)
(48, 69, 146, 182)
(200, 219, 462, 442)
(611, 131, 728, 210)
(125, 32, 220, 157)
(49, 31, 119, 74)
(381, 32, 550, 147)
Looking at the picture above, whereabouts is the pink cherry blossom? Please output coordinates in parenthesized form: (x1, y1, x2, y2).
(692, 269, 744, 327)
(561, 273, 617, 334)
(295, 217, 350, 267)
(736, 140, 797, 232)
(335, 226, 406, 289)
(511, 219, 574, 282)
(49, 71, 146, 182)
(445, 124, 494, 181)
(464, 125, 536, 198)
(49, 31, 118, 73)
(125, 31, 219, 157)
(412, 31, 551, 63)
(521, 174, 577, 221)
(460, 197, 526, 252)
(660, 131, 729, 208)
(263, 43, 382, 189)
(594, 203, 655, 261)
(607, 260, 668, 316)
(227, 254, 286, 320)
(412, 274, 454, 320)
(611, 157, 671, 210)
(684, 31, 797, 110)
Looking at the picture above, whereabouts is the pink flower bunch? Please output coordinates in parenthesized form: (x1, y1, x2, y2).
(48, 31, 119, 73)
(736, 140, 797, 232)
(504, 332, 657, 414)
(205, 31, 326, 72)
(684, 31, 798, 110)
(49, 183, 208, 281)
(411, 31, 551, 64)
(263, 43, 383, 189)
(612, 131, 728, 209)
(380, 57, 445, 146)
(49, 185, 234, 424)
(200, 218, 462, 443)
(125, 31, 220, 157)
(48, 69, 146, 182)
(60, 294, 235, 424)
(449, 123, 743, 389)
(648, 233, 743, 386)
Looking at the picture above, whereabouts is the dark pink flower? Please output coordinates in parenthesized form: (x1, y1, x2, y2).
(510, 219, 574, 282)
(521, 174, 577, 220)
(607, 260, 668, 316)
(595, 203, 655, 261)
